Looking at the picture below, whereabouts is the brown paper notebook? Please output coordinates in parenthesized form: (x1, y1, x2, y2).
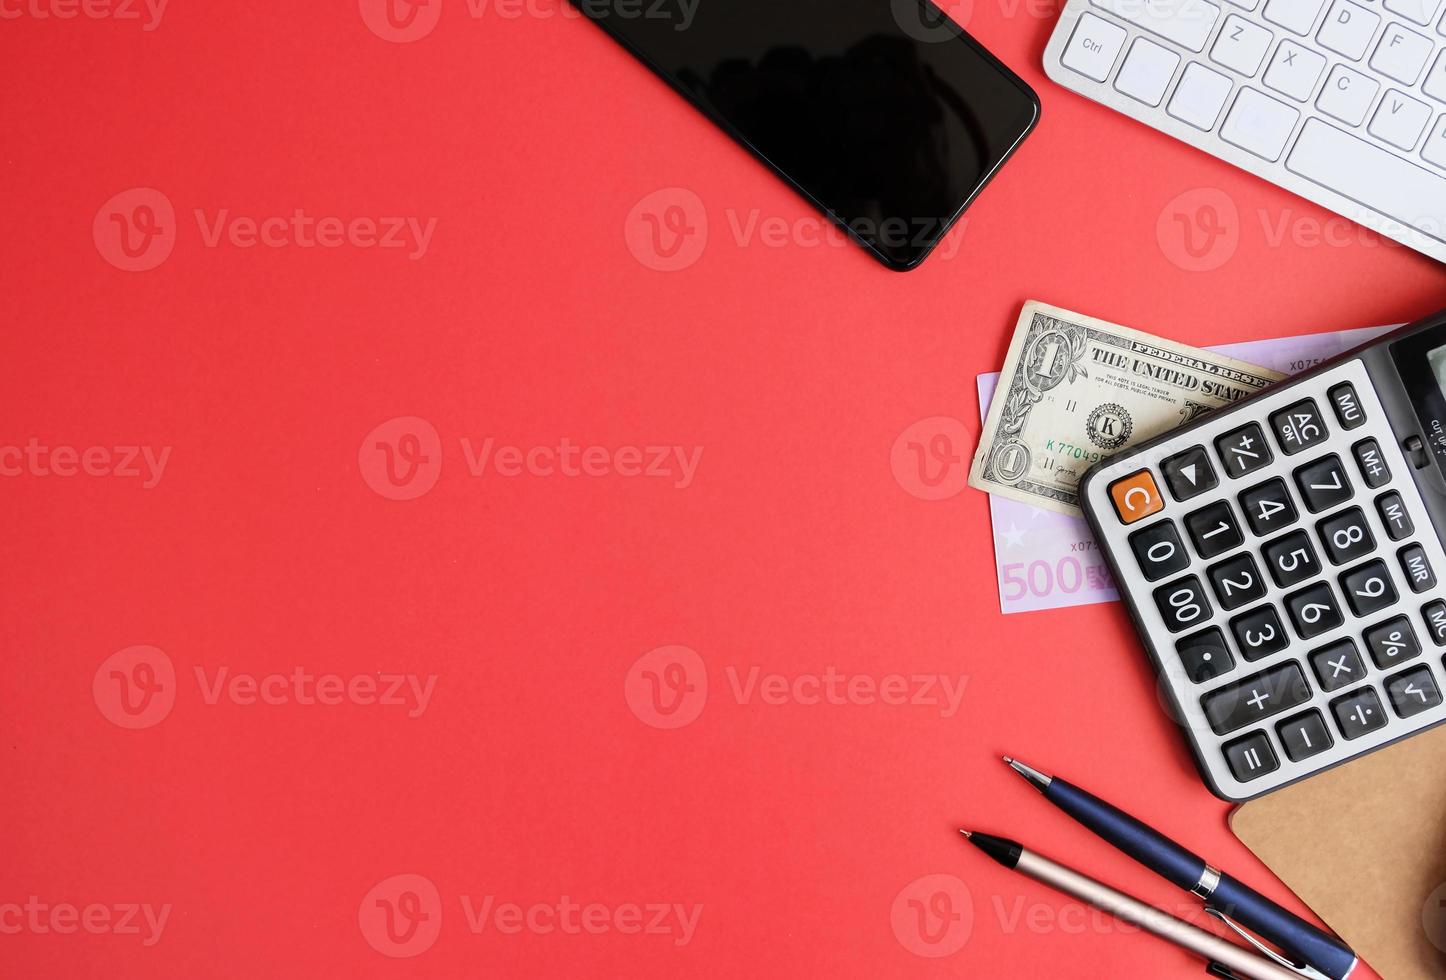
(1230, 724, 1446, 980)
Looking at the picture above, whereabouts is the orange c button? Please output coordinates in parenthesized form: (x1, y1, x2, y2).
(1109, 470, 1164, 524)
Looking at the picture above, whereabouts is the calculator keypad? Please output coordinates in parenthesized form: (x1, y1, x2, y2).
(1185, 502, 1243, 558)
(1261, 530, 1320, 588)
(1082, 358, 1446, 800)
(1294, 456, 1353, 512)
(1161, 446, 1218, 501)
(1129, 521, 1189, 582)
(1239, 479, 1297, 536)
(1317, 508, 1374, 565)
(1153, 576, 1212, 633)
(1352, 439, 1391, 488)
(1230, 606, 1289, 661)
(1215, 424, 1273, 479)
(1270, 400, 1329, 455)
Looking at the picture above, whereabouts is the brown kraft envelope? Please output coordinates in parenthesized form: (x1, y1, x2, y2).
(1230, 724, 1446, 980)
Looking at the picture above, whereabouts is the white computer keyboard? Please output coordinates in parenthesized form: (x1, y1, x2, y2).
(1044, 0, 1446, 263)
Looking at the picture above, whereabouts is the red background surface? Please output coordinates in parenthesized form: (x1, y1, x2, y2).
(4, 1, 1445, 977)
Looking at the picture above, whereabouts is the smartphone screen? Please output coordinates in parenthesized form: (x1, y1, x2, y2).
(574, 0, 1039, 270)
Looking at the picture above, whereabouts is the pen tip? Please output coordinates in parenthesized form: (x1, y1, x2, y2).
(1001, 756, 1014, 765)
(958, 829, 972, 839)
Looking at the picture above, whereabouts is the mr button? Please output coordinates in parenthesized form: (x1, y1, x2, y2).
(1109, 470, 1164, 524)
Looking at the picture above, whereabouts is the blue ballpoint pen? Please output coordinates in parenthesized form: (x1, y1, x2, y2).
(1003, 757, 1357, 980)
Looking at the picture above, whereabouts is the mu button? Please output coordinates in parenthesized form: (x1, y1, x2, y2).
(1110, 470, 1164, 524)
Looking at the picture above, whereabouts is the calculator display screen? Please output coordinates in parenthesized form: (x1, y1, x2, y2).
(1392, 328, 1446, 476)
(1431, 345, 1446, 398)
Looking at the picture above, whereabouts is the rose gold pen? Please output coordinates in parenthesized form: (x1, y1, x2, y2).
(960, 830, 1306, 980)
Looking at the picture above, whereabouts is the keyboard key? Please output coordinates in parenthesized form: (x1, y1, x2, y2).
(1231, 605, 1290, 660)
(1277, 709, 1334, 761)
(1098, 0, 1222, 50)
(1316, 65, 1379, 125)
(1203, 661, 1313, 734)
(1130, 520, 1191, 581)
(1224, 730, 1280, 781)
(1318, 506, 1375, 563)
(1331, 686, 1389, 738)
(1161, 445, 1218, 501)
(1286, 582, 1345, 638)
(1425, 50, 1446, 103)
(1264, 0, 1328, 33)
(1110, 470, 1165, 524)
(1340, 559, 1398, 616)
(1209, 553, 1268, 609)
(1317, 0, 1380, 58)
(1264, 41, 1326, 100)
(1285, 119, 1446, 245)
(1364, 615, 1423, 668)
(1270, 398, 1329, 453)
(1212, 14, 1274, 75)
(1186, 500, 1245, 557)
(1385, 664, 1443, 717)
(1178, 627, 1237, 682)
(1062, 13, 1127, 81)
(1169, 62, 1234, 129)
(1221, 87, 1301, 159)
(1371, 24, 1434, 84)
(1426, 116, 1446, 170)
(1384, 0, 1444, 25)
(1262, 529, 1321, 586)
(1239, 478, 1298, 535)
(1398, 543, 1437, 592)
(1217, 423, 1273, 478)
(1376, 491, 1413, 539)
(1368, 89, 1431, 149)
(1155, 575, 1214, 632)
(1352, 438, 1390, 487)
(1326, 382, 1365, 429)
(1115, 37, 1182, 106)
(1294, 455, 1352, 512)
(1309, 638, 1367, 691)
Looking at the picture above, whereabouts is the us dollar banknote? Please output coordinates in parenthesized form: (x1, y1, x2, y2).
(969, 301, 1285, 516)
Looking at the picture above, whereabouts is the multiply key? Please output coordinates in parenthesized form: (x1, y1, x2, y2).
(1201, 661, 1312, 734)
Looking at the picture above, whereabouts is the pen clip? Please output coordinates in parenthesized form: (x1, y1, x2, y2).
(1203, 907, 1330, 980)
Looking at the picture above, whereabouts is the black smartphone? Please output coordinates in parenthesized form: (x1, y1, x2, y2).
(573, 0, 1040, 271)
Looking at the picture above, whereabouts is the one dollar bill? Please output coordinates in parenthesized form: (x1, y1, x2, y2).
(969, 301, 1286, 516)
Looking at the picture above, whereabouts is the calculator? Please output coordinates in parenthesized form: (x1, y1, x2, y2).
(1080, 309, 1446, 801)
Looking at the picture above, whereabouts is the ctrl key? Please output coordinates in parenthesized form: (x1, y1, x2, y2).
(1062, 13, 1126, 82)
(1223, 731, 1279, 783)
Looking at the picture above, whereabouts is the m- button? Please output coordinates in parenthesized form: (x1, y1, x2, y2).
(1110, 470, 1165, 524)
